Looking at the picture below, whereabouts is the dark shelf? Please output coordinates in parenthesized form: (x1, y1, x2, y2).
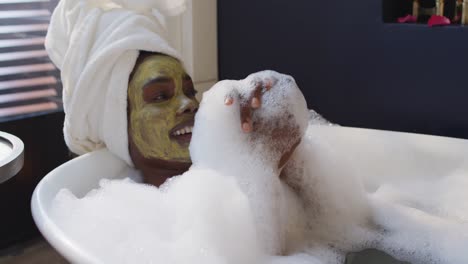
(383, 23, 468, 30)
(383, 0, 459, 23)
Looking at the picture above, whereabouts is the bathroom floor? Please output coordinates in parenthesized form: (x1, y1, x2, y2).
(0, 239, 67, 264)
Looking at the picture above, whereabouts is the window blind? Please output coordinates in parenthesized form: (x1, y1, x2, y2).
(0, 0, 61, 121)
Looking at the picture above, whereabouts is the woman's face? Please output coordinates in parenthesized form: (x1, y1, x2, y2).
(128, 54, 198, 164)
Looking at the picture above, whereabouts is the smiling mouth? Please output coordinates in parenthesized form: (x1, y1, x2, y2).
(169, 120, 194, 145)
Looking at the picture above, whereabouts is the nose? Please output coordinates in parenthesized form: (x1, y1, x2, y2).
(176, 96, 199, 116)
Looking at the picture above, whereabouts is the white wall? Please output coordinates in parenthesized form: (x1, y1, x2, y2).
(166, 0, 218, 99)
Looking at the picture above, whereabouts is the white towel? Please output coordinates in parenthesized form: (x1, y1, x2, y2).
(45, 0, 186, 166)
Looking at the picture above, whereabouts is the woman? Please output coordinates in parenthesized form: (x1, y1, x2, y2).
(46, 0, 278, 186)
(127, 52, 278, 186)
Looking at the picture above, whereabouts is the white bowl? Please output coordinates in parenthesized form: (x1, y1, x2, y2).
(0, 131, 24, 184)
(31, 126, 468, 263)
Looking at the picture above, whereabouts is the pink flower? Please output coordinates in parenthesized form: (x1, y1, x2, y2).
(428, 15, 451, 27)
(398, 14, 417, 23)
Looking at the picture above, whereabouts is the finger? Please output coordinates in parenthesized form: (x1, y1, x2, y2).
(264, 78, 273, 90)
(264, 77, 279, 91)
(250, 83, 263, 108)
(251, 97, 260, 108)
(225, 89, 239, 106)
(240, 102, 252, 133)
(224, 96, 234, 106)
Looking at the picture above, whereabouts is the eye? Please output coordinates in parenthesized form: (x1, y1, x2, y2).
(144, 86, 173, 103)
(153, 93, 168, 102)
(183, 78, 197, 98)
(142, 77, 175, 103)
(187, 88, 198, 98)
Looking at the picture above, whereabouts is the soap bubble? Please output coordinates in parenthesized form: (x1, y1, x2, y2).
(50, 70, 468, 264)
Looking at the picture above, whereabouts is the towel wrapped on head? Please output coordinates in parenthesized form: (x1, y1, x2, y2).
(45, 0, 186, 166)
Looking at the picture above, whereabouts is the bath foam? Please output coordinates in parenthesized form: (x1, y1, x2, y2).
(50, 70, 468, 264)
(366, 168, 468, 264)
(295, 125, 468, 264)
(189, 70, 310, 254)
(51, 172, 264, 264)
(51, 70, 312, 263)
(280, 126, 374, 263)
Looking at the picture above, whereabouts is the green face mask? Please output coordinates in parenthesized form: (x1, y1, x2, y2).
(128, 54, 198, 163)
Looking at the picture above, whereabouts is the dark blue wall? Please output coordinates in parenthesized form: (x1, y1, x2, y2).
(218, 0, 468, 138)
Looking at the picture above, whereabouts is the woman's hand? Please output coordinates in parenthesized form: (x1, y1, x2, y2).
(224, 76, 277, 132)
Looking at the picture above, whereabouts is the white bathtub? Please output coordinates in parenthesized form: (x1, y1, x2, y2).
(31, 126, 468, 263)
